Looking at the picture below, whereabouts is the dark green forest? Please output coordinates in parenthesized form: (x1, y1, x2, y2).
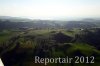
(0, 17, 100, 66)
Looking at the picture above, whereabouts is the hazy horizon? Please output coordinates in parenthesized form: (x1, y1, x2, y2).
(0, 0, 100, 20)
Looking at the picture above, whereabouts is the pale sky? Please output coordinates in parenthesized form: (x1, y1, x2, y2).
(0, 0, 100, 20)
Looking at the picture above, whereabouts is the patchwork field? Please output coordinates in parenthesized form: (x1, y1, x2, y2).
(0, 28, 100, 66)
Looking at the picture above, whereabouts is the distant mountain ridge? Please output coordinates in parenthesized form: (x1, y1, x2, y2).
(0, 16, 33, 22)
(0, 16, 100, 30)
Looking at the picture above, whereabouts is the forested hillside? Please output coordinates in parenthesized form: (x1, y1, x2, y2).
(0, 17, 100, 66)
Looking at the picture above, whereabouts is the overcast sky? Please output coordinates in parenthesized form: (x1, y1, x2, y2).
(0, 0, 100, 20)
